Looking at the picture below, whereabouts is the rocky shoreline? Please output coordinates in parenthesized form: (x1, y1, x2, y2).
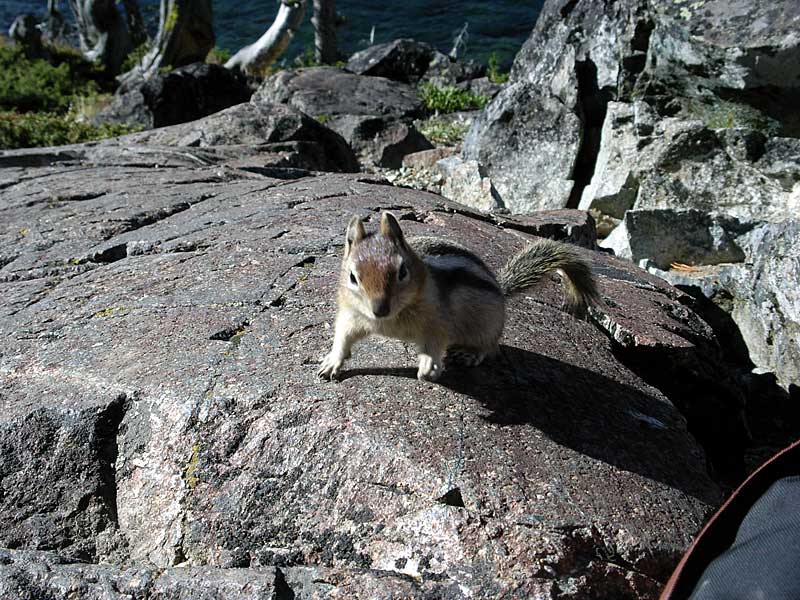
(1, 0, 799, 598)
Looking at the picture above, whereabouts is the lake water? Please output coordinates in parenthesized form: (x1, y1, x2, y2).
(2, 0, 543, 68)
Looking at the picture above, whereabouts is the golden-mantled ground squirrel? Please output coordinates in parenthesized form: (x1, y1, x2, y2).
(319, 212, 599, 381)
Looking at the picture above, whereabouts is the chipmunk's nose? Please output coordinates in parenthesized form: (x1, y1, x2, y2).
(372, 298, 391, 318)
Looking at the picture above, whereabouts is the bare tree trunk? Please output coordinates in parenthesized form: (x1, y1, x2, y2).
(312, 0, 337, 64)
(68, 0, 133, 74)
(225, 0, 307, 76)
(120, 0, 214, 83)
(44, 0, 69, 41)
(122, 0, 148, 47)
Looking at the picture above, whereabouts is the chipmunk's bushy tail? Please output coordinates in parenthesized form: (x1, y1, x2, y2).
(498, 238, 600, 315)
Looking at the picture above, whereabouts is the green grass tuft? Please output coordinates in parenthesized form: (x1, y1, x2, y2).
(487, 52, 509, 84)
(418, 82, 490, 114)
(418, 117, 469, 145)
(206, 46, 232, 65)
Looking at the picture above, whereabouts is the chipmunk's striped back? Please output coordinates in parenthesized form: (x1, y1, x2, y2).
(409, 237, 503, 306)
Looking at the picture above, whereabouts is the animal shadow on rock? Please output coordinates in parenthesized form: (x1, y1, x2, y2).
(342, 344, 719, 503)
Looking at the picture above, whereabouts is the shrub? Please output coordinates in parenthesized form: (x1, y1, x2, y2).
(0, 45, 105, 113)
(206, 46, 232, 65)
(121, 42, 151, 73)
(418, 82, 489, 114)
(0, 110, 140, 149)
(487, 52, 509, 84)
(293, 46, 319, 68)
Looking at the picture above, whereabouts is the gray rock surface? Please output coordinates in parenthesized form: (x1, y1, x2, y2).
(642, 1, 800, 136)
(345, 39, 488, 87)
(421, 51, 486, 88)
(602, 206, 800, 392)
(0, 149, 735, 598)
(648, 220, 800, 391)
(463, 84, 581, 212)
(436, 155, 503, 212)
(255, 67, 424, 120)
(94, 62, 253, 130)
(255, 67, 432, 168)
(464, 0, 800, 212)
(401, 147, 457, 170)
(599, 209, 754, 270)
(346, 38, 436, 83)
(121, 100, 359, 173)
(582, 110, 800, 222)
(463, 0, 649, 212)
(0, 549, 469, 599)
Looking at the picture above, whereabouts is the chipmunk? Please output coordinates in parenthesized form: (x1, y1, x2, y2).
(318, 212, 599, 381)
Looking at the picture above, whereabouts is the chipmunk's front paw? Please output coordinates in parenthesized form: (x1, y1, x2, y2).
(417, 354, 443, 381)
(318, 352, 344, 380)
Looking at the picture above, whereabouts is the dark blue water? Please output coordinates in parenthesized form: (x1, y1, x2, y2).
(2, 1, 541, 67)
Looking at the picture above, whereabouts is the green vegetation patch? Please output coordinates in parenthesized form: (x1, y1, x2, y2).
(206, 46, 232, 65)
(0, 111, 140, 149)
(418, 117, 469, 146)
(419, 82, 490, 114)
(0, 42, 140, 149)
(121, 42, 151, 73)
(0, 44, 107, 113)
(487, 52, 509, 84)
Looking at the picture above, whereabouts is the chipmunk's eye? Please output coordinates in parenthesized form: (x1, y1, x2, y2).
(398, 263, 408, 282)
(349, 271, 358, 286)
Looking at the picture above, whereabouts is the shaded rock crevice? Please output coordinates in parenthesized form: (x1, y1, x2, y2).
(99, 201, 195, 241)
(567, 58, 614, 208)
(608, 341, 748, 482)
(94, 394, 131, 530)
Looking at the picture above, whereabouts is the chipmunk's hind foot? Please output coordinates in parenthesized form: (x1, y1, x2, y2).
(446, 348, 487, 368)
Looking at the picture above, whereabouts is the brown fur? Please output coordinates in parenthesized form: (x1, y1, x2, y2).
(319, 212, 599, 381)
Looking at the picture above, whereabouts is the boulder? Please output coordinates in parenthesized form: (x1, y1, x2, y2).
(255, 67, 424, 120)
(464, 0, 800, 212)
(641, 1, 800, 136)
(255, 67, 432, 168)
(436, 155, 503, 212)
(401, 147, 457, 171)
(462, 0, 646, 212)
(95, 62, 252, 130)
(598, 209, 754, 270)
(346, 38, 437, 83)
(456, 75, 505, 99)
(646, 220, 800, 391)
(599, 205, 800, 392)
(123, 100, 359, 173)
(346, 39, 489, 89)
(581, 113, 800, 222)
(463, 84, 581, 212)
(421, 50, 486, 87)
(578, 101, 648, 219)
(0, 149, 739, 597)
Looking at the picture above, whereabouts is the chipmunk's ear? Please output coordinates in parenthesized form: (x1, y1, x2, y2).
(380, 212, 405, 245)
(345, 215, 365, 255)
